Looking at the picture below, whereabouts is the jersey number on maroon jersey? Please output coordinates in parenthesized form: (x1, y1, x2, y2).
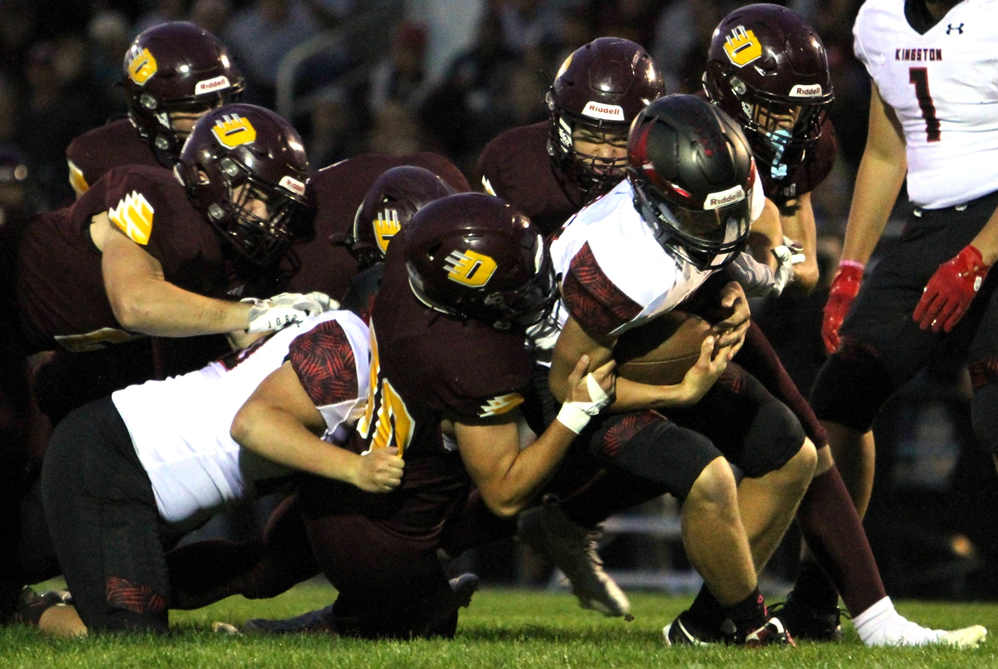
(356, 326, 414, 456)
(908, 68, 941, 143)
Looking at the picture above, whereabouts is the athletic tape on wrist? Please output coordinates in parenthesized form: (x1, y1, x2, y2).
(556, 402, 592, 435)
(556, 373, 612, 435)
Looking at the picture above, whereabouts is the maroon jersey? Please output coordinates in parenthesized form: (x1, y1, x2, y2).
(65, 119, 162, 196)
(286, 153, 470, 302)
(15, 165, 227, 353)
(357, 234, 533, 461)
(760, 117, 838, 204)
(477, 122, 579, 237)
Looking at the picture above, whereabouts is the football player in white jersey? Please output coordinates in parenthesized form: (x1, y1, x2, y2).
(702, 4, 985, 648)
(535, 93, 818, 647)
(810, 0, 995, 650)
(36, 311, 399, 634)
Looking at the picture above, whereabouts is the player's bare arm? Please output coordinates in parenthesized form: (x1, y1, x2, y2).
(231, 361, 403, 493)
(778, 192, 820, 293)
(550, 315, 729, 413)
(823, 84, 909, 352)
(454, 355, 614, 517)
(841, 83, 908, 266)
(96, 214, 253, 336)
(968, 205, 998, 266)
(747, 197, 783, 267)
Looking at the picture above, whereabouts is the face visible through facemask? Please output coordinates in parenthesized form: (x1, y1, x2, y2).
(754, 103, 803, 180)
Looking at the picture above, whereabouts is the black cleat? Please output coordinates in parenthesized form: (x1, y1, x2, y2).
(235, 574, 479, 639)
(420, 572, 480, 638)
(663, 610, 724, 646)
(769, 593, 844, 642)
(242, 604, 337, 635)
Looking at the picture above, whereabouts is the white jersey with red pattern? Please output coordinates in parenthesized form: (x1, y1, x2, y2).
(530, 177, 764, 356)
(853, 0, 998, 209)
(112, 310, 370, 529)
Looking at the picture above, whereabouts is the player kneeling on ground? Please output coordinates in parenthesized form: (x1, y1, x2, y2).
(38, 309, 389, 634)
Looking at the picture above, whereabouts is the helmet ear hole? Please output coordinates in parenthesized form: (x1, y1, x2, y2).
(219, 157, 240, 178)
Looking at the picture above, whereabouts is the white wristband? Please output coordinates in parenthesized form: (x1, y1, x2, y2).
(556, 402, 592, 435)
(556, 373, 612, 435)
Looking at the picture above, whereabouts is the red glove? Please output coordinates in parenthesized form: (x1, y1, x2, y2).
(913, 244, 990, 333)
(822, 262, 864, 354)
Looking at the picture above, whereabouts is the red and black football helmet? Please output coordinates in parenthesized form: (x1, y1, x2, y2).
(123, 21, 244, 166)
(177, 103, 311, 265)
(340, 166, 458, 270)
(404, 193, 557, 331)
(703, 4, 833, 186)
(627, 94, 756, 271)
(547, 37, 665, 206)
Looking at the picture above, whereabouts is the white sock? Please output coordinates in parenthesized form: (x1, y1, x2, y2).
(853, 596, 940, 647)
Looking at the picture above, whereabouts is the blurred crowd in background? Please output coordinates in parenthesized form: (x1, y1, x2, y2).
(1, 0, 995, 600)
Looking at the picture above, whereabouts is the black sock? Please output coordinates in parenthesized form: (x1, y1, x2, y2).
(686, 583, 725, 628)
(722, 587, 767, 635)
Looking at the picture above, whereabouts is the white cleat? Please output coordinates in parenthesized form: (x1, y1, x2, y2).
(517, 496, 630, 618)
(937, 625, 987, 649)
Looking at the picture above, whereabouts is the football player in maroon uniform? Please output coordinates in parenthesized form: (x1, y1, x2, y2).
(701, 4, 983, 647)
(211, 194, 615, 638)
(478, 37, 664, 236)
(0, 104, 323, 625)
(65, 22, 244, 197)
(16, 103, 318, 356)
(703, 3, 836, 295)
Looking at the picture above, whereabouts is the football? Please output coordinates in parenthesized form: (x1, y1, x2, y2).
(613, 310, 712, 386)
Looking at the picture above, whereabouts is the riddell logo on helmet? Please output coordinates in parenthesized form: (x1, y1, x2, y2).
(704, 185, 746, 210)
(279, 175, 305, 197)
(195, 76, 231, 95)
(582, 102, 625, 121)
(127, 47, 158, 85)
(789, 84, 823, 97)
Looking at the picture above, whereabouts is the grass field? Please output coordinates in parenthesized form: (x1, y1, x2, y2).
(3, 582, 998, 669)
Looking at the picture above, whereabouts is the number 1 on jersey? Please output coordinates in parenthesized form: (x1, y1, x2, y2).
(909, 68, 940, 142)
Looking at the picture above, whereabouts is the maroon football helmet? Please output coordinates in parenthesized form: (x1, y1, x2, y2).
(627, 95, 756, 271)
(547, 37, 665, 206)
(123, 22, 244, 166)
(177, 103, 311, 265)
(703, 4, 833, 186)
(341, 166, 458, 270)
(404, 193, 557, 331)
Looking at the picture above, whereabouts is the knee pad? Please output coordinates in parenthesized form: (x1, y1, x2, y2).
(809, 337, 895, 432)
